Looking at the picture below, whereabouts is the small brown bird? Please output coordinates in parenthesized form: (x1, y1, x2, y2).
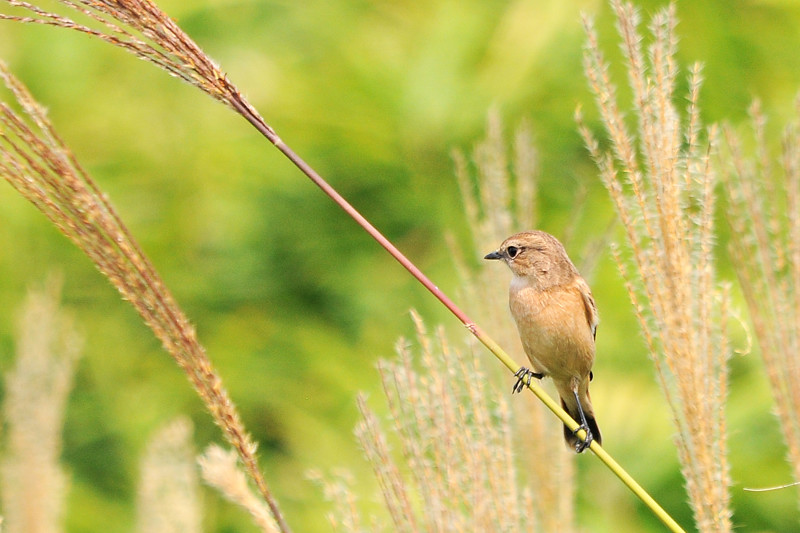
(485, 230, 601, 453)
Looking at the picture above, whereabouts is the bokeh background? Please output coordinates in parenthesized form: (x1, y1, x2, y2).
(2, 0, 800, 531)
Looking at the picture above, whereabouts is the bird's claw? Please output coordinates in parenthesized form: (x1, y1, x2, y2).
(572, 425, 594, 453)
(512, 367, 544, 394)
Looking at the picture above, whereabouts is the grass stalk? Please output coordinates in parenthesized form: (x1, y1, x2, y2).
(451, 112, 577, 530)
(580, 2, 732, 530)
(137, 418, 202, 533)
(2, 277, 80, 533)
(721, 98, 800, 497)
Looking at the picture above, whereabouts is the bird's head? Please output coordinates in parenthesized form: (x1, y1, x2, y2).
(484, 230, 578, 288)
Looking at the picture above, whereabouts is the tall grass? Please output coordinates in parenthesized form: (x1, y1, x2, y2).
(579, 2, 732, 531)
(0, 61, 289, 532)
(314, 310, 536, 532)
(136, 418, 201, 533)
(452, 112, 577, 531)
(198, 444, 280, 532)
(721, 99, 800, 497)
(1, 278, 80, 533)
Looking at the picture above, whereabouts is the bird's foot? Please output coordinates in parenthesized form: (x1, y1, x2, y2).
(512, 367, 544, 394)
(573, 425, 594, 453)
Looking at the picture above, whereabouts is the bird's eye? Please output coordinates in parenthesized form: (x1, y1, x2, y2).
(507, 246, 520, 258)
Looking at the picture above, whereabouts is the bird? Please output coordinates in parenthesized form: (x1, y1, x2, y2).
(484, 230, 601, 453)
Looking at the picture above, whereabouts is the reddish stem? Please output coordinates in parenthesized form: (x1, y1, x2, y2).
(230, 97, 480, 334)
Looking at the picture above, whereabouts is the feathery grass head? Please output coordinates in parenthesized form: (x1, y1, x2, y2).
(198, 445, 280, 533)
(1, 0, 233, 102)
(0, 60, 290, 533)
(137, 418, 201, 533)
(721, 98, 800, 493)
(0, 0, 272, 134)
(580, 2, 732, 531)
(2, 277, 81, 533)
(319, 311, 536, 532)
(451, 111, 577, 531)
(452, 109, 539, 253)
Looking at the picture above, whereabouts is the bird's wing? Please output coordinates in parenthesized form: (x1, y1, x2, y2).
(576, 277, 599, 341)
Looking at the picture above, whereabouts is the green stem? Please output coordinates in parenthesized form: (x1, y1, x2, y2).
(475, 329, 685, 533)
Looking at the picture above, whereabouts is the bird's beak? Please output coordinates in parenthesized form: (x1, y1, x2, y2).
(484, 250, 503, 260)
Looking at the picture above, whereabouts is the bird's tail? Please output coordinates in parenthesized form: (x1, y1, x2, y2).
(561, 396, 602, 450)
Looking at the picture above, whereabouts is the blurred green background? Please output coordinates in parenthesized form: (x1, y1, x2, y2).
(2, 0, 800, 531)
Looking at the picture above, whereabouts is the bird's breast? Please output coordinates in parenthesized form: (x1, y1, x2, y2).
(508, 281, 594, 379)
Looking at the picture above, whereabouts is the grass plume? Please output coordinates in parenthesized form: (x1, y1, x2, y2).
(721, 99, 800, 494)
(198, 445, 279, 533)
(0, 0, 269, 130)
(579, 2, 732, 530)
(317, 311, 535, 532)
(136, 418, 201, 533)
(451, 111, 576, 531)
(1, 277, 81, 533)
(0, 61, 290, 533)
